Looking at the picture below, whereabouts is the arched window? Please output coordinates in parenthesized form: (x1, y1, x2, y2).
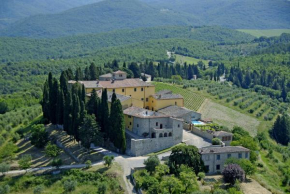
(164, 133, 168, 137)
(151, 133, 156, 138)
(159, 133, 163, 138)
(169, 132, 172, 137)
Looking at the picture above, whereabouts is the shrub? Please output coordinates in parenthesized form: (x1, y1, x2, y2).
(85, 160, 92, 169)
(45, 142, 61, 158)
(33, 185, 44, 194)
(18, 154, 32, 170)
(0, 163, 10, 175)
(222, 164, 245, 185)
(144, 155, 160, 174)
(0, 185, 10, 194)
(103, 156, 114, 168)
(198, 172, 206, 181)
(30, 124, 48, 148)
(212, 138, 221, 145)
(97, 182, 107, 194)
(63, 179, 77, 192)
(51, 158, 62, 169)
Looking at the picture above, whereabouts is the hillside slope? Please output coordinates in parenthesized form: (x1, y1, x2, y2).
(141, 0, 290, 29)
(0, 0, 200, 38)
(0, 0, 103, 29)
(0, 26, 254, 62)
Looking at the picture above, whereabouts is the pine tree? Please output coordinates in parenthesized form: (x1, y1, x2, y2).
(111, 99, 126, 153)
(42, 80, 50, 122)
(281, 85, 288, 102)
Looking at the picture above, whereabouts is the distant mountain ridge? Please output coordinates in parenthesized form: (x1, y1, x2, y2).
(0, 0, 200, 38)
(0, 0, 103, 29)
(141, 0, 290, 29)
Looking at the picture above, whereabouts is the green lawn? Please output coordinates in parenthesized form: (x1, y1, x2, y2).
(174, 54, 209, 65)
(153, 82, 205, 111)
(238, 29, 290, 37)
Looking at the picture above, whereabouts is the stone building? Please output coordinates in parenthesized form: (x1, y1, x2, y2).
(124, 106, 183, 156)
(199, 146, 250, 174)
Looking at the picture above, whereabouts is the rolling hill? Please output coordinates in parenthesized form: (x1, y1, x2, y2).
(141, 0, 290, 29)
(0, 0, 103, 30)
(0, 26, 254, 62)
(0, 0, 200, 38)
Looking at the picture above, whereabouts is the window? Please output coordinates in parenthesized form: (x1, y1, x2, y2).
(216, 155, 220, 160)
(130, 122, 132, 125)
(113, 89, 115, 93)
(216, 165, 220, 170)
(156, 122, 158, 126)
(151, 133, 156, 138)
(159, 133, 163, 138)
(128, 116, 131, 118)
(160, 124, 163, 129)
(141, 88, 144, 91)
(141, 98, 144, 101)
(227, 154, 231, 158)
(120, 74, 123, 77)
(134, 88, 137, 92)
(169, 132, 172, 137)
(175, 101, 177, 105)
(137, 124, 139, 127)
(164, 133, 168, 137)
(122, 89, 125, 92)
(146, 98, 148, 102)
(239, 153, 242, 159)
(245, 152, 249, 158)
(178, 124, 180, 128)
(152, 108, 154, 111)
(152, 101, 154, 103)
(205, 165, 209, 172)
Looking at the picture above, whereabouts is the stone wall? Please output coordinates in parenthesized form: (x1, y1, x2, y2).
(191, 127, 213, 140)
(130, 136, 176, 156)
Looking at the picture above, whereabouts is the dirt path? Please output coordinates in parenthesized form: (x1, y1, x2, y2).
(241, 178, 272, 194)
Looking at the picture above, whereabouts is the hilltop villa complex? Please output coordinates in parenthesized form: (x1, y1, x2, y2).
(69, 70, 198, 156)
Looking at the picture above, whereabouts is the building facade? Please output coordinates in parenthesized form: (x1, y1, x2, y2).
(199, 146, 250, 174)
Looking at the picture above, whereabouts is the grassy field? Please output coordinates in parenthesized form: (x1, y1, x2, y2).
(174, 54, 209, 65)
(238, 29, 290, 37)
(199, 99, 260, 136)
(153, 82, 205, 111)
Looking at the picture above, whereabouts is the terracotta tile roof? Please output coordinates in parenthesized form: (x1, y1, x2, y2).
(69, 79, 153, 89)
(100, 73, 112, 78)
(98, 79, 153, 89)
(152, 93, 183, 100)
(123, 107, 168, 118)
(113, 70, 126, 74)
(199, 146, 250, 154)
(158, 105, 193, 118)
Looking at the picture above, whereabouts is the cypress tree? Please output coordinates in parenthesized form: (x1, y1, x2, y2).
(87, 89, 98, 115)
(101, 89, 109, 137)
(72, 94, 81, 141)
(89, 63, 98, 80)
(57, 90, 65, 125)
(82, 84, 86, 104)
(111, 99, 126, 153)
(84, 67, 90, 80)
(111, 92, 117, 104)
(60, 71, 68, 95)
(66, 68, 74, 80)
(64, 90, 72, 133)
(50, 78, 59, 125)
(42, 80, 50, 122)
(75, 67, 84, 81)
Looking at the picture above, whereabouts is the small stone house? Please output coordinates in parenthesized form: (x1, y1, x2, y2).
(199, 146, 250, 174)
